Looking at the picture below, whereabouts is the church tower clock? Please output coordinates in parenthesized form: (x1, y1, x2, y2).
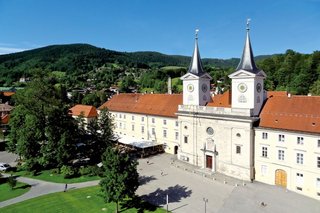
(228, 19, 267, 116)
(181, 30, 212, 106)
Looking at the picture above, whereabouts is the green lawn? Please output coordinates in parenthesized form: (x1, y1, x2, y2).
(0, 186, 167, 213)
(12, 170, 100, 183)
(0, 182, 31, 202)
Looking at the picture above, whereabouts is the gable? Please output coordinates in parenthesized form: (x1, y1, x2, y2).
(180, 73, 199, 80)
(199, 73, 213, 80)
(228, 70, 257, 78)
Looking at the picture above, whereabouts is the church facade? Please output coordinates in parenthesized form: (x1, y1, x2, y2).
(99, 25, 320, 200)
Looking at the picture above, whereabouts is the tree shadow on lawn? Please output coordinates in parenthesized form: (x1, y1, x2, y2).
(14, 184, 31, 189)
(122, 184, 192, 212)
(138, 175, 157, 185)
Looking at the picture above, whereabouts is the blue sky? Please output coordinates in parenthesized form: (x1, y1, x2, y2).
(0, 0, 319, 58)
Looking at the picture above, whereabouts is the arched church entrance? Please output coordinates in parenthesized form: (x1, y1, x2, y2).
(275, 169, 287, 187)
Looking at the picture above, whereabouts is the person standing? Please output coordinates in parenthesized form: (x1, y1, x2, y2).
(64, 183, 68, 192)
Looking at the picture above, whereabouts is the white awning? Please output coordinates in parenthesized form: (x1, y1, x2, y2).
(115, 134, 163, 149)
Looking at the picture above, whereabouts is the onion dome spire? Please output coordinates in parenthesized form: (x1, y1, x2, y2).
(236, 19, 260, 74)
(188, 29, 205, 76)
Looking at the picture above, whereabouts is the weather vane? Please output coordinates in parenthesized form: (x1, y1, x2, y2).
(195, 29, 199, 39)
(246, 18, 251, 31)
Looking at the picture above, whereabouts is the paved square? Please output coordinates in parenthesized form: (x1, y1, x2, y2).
(137, 153, 320, 213)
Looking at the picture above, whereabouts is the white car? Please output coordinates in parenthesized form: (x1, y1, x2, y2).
(0, 163, 11, 171)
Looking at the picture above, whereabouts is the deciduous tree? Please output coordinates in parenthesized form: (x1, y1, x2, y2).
(100, 148, 139, 213)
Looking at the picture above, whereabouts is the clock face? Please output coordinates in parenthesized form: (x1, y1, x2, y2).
(256, 83, 262, 93)
(187, 84, 194, 92)
(238, 83, 247, 93)
(201, 84, 208, 93)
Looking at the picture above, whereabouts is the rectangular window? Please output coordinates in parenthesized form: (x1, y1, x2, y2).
(175, 132, 179, 140)
(175, 121, 179, 127)
(318, 156, 320, 168)
(296, 173, 303, 185)
(141, 126, 144, 134)
(278, 150, 284, 161)
(278, 134, 285, 142)
(297, 137, 304, 145)
(184, 136, 188, 144)
(119, 114, 122, 118)
(163, 120, 167, 125)
(297, 153, 304, 164)
(318, 139, 320, 148)
(151, 128, 155, 135)
(132, 124, 134, 131)
(163, 129, 167, 138)
(141, 117, 144, 122)
(317, 178, 320, 188)
(261, 165, 267, 176)
(124, 114, 126, 119)
(236, 145, 241, 154)
(132, 115, 134, 121)
(262, 132, 268, 139)
(262, 147, 268, 158)
(152, 118, 155, 123)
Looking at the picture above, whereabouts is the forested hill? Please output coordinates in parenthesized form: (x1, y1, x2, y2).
(126, 51, 240, 68)
(0, 43, 240, 70)
(0, 43, 319, 96)
(0, 43, 240, 80)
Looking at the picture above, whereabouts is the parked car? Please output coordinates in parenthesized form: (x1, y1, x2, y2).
(0, 162, 11, 171)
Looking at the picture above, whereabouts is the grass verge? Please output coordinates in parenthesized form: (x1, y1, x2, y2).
(11, 170, 100, 184)
(0, 182, 31, 202)
(0, 186, 167, 213)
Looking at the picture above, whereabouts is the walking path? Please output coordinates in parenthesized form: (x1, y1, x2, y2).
(0, 175, 99, 208)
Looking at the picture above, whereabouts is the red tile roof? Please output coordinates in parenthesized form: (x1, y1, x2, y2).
(99, 93, 183, 118)
(207, 90, 231, 108)
(1, 114, 9, 124)
(3, 92, 15, 97)
(266, 91, 288, 98)
(259, 95, 320, 133)
(69, 104, 98, 118)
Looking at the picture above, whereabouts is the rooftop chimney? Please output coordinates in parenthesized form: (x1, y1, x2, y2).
(168, 77, 172, 94)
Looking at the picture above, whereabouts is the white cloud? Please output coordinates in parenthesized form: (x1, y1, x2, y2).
(0, 47, 26, 55)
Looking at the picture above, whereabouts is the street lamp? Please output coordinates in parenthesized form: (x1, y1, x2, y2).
(203, 197, 208, 213)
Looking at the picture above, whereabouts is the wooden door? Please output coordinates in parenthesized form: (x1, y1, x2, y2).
(275, 169, 287, 187)
(206, 155, 212, 169)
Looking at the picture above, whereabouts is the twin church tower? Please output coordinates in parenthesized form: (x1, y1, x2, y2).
(181, 20, 267, 116)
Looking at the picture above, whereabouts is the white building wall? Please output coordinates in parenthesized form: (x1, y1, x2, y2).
(255, 128, 320, 200)
(110, 111, 179, 154)
(177, 110, 254, 181)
